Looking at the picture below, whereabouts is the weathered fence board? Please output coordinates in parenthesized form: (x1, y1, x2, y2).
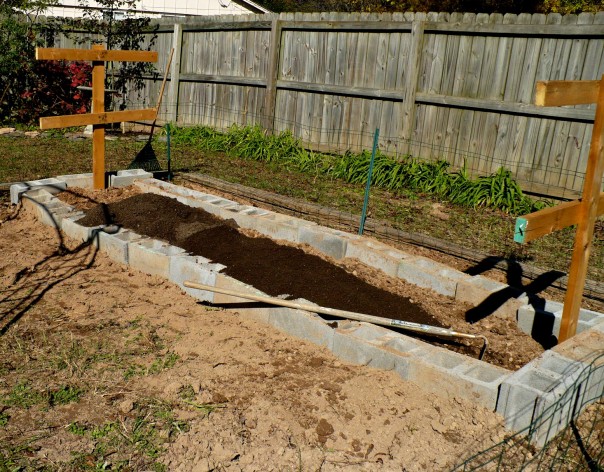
(90, 11, 604, 199)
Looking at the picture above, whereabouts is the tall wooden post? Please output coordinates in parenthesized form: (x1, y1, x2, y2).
(514, 76, 604, 342)
(559, 79, 604, 340)
(92, 44, 106, 190)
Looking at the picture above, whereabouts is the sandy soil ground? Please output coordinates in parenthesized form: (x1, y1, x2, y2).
(0, 190, 511, 471)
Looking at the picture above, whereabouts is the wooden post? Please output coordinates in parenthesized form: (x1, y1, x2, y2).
(559, 78, 604, 341)
(36, 46, 158, 190)
(514, 75, 604, 342)
(92, 44, 106, 190)
(168, 23, 182, 124)
(264, 18, 283, 133)
(401, 18, 425, 153)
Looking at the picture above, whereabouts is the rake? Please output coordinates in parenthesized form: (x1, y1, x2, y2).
(129, 48, 174, 172)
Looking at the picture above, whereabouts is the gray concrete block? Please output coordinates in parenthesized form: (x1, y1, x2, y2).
(269, 305, 335, 349)
(22, 198, 62, 228)
(128, 239, 187, 278)
(10, 183, 29, 205)
(298, 225, 348, 259)
(345, 239, 404, 277)
(10, 178, 67, 205)
(406, 350, 502, 409)
(245, 214, 301, 242)
(97, 229, 145, 264)
(456, 275, 526, 319)
(61, 214, 103, 243)
(397, 257, 460, 297)
(19, 187, 56, 205)
(523, 351, 589, 446)
(169, 255, 224, 302)
(109, 169, 153, 188)
(332, 327, 397, 370)
(56, 173, 93, 189)
(496, 359, 575, 433)
(211, 273, 272, 323)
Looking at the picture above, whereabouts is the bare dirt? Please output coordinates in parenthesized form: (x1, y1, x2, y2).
(0, 188, 514, 470)
(64, 186, 545, 371)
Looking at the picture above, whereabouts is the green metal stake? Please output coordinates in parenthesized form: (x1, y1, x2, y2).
(359, 128, 380, 235)
(166, 123, 172, 181)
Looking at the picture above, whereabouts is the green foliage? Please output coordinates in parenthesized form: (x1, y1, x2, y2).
(66, 400, 188, 469)
(0, 411, 9, 427)
(0, 0, 157, 125)
(1, 382, 83, 410)
(170, 124, 548, 215)
(0, 2, 91, 124)
(61, 0, 159, 111)
(2, 381, 45, 409)
(48, 385, 83, 406)
(256, 0, 603, 13)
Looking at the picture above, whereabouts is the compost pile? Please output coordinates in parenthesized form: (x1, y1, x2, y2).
(77, 193, 440, 327)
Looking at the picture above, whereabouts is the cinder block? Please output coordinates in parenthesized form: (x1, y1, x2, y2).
(332, 327, 397, 370)
(553, 328, 604, 362)
(519, 352, 588, 446)
(97, 228, 145, 264)
(20, 187, 55, 205)
(211, 273, 272, 323)
(56, 173, 93, 189)
(345, 239, 404, 277)
(455, 275, 527, 319)
(244, 214, 301, 242)
(397, 257, 462, 297)
(298, 225, 348, 259)
(109, 169, 153, 188)
(405, 349, 502, 409)
(128, 239, 187, 278)
(22, 198, 61, 228)
(10, 178, 67, 205)
(61, 215, 103, 243)
(269, 304, 335, 349)
(169, 255, 224, 302)
(496, 362, 569, 432)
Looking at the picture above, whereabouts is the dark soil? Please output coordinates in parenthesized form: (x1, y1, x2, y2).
(77, 193, 441, 327)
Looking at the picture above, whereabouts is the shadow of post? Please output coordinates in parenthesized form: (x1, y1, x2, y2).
(464, 256, 564, 349)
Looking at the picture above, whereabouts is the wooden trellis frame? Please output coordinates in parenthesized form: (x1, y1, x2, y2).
(36, 44, 158, 189)
(514, 75, 604, 342)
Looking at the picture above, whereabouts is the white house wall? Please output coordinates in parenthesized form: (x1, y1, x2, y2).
(44, 0, 257, 18)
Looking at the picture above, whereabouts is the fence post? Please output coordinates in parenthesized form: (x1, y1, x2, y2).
(168, 23, 182, 124)
(401, 17, 425, 154)
(264, 17, 282, 133)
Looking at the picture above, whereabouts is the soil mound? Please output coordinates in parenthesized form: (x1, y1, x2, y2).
(78, 193, 440, 327)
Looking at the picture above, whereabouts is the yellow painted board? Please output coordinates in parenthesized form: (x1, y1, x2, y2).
(39, 108, 157, 130)
(36, 47, 158, 63)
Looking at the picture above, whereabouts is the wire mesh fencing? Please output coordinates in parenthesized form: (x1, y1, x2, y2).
(453, 352, 604, 471)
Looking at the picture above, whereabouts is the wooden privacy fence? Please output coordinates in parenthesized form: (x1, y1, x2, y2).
(65, 11, 604, 200)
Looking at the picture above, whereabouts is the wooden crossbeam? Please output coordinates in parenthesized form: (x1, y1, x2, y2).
(36, 47, 158, 63)
(40, 108, 157, 130)
(515, 75, 604, 342)
(535, 80, 600, 107)
(514, 194, 604, 243)
(36, 44, 159, 190)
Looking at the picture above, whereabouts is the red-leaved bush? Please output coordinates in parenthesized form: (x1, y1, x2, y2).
(16, 59, 92, 124)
